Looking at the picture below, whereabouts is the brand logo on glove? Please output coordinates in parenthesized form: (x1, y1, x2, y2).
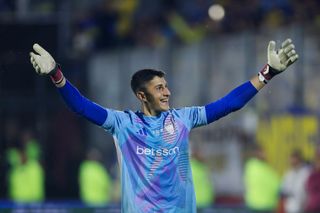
(262, 65, 269, 75)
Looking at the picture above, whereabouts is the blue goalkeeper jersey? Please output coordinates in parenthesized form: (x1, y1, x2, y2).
(57, 79, 257, 213)
(102, 107, 207, 212)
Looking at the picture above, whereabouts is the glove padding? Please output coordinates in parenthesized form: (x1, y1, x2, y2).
(30, 43, 57, 75)
(268, 38, 299, 72)
(259, 38, 299, 84)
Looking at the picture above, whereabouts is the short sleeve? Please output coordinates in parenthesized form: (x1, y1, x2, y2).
(176, 106, 207, 130)
(101, 109, 130, 135)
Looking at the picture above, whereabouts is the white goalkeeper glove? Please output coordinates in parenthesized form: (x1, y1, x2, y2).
(258, 38, 299, 84)
(30, 43, 65, 86)
(30, 43, 57, 75)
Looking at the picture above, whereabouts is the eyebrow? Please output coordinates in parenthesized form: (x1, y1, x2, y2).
(154, 82, 168, 88)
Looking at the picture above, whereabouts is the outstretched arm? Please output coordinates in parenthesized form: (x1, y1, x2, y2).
(205, 38, 299, 124)
(205, 81, 257, 124)
(30, 44, 108, 126)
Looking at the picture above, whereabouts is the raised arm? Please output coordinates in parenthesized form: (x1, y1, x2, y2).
(30, 44, 108, 126)
(205, 38, 298, 124)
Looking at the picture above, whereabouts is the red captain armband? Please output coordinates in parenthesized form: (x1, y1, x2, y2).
(258, 64, 279, 84)
(49, 64, 64, 85)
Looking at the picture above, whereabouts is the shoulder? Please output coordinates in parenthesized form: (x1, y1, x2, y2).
(105, 109, 138, 126)
(170, 106, 205, 115)
(109, 109, 136, 116)
(168, 108, 186, 119)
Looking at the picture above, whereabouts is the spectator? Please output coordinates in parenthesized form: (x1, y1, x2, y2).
(305, 146, 320, 213)
(190, 143, 214, 209)
(244, 144, 280, 213)
(79, 148, 113, 206)
(6, 129, 44, 203)
(281, 149, 310, 213)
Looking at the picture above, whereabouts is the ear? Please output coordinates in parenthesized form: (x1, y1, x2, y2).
(136, 91, 147, 102)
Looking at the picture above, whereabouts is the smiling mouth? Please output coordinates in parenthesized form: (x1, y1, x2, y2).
(160, 99, 169, 105)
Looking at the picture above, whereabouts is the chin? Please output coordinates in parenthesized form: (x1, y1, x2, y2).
(158, 106, 170, 112)
(162, 106, 170, 111)
(157, 103, 170, 112)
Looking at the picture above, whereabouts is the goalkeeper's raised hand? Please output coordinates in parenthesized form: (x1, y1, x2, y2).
(258, 38, 299, 84)
(30, 43, 65, 87)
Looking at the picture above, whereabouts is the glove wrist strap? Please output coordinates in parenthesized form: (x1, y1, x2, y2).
(50, 65, 65, 87)
(258, 64, 278, 84)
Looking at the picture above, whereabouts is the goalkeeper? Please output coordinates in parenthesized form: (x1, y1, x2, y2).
(30, 39, 298, 213)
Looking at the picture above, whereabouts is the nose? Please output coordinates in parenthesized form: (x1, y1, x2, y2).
(164, 87, 171, 96)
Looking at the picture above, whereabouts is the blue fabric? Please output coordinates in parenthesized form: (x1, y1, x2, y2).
(102, 107, 207, 213)
(205, 81, 258, 124)
(58, 80, 108, 126)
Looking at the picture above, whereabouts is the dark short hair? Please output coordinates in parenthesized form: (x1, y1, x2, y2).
(130, 69, 166, 94)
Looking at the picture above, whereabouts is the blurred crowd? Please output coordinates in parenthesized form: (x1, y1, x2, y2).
(1, 117, 120, 206)
(71, 0, 320, 54)
(1, 0, 320, 54)
(243, 143, 320, 213)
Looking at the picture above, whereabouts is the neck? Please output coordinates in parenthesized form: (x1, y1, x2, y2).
(141, 104, 158, 116)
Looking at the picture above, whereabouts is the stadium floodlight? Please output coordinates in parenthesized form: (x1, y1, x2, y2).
(208, 4, 225, 21)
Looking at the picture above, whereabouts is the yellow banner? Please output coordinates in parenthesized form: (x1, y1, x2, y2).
(256, 114, 318, 175)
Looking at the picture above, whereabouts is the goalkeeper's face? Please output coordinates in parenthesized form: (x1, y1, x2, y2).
(140, 76, 171, 114)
